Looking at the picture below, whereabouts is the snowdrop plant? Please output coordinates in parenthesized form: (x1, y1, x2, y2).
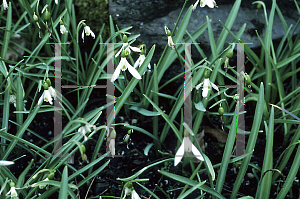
(195, 70, 219, 98)
(115, 34, 141, 57)
(111, 49, 142, 82)
(174, 123, 204, 166)
(193, 0, 217, 10)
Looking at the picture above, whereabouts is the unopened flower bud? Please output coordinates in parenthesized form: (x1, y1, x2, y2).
(47, 172, 54, 180)
(44, 9, 50, 21)
(245, 74, 251, 85)
(122, 34, 128, 43)
(204, 70, 210, 78)
(43, 82, 49, 90)
(226, 49, 233, 58)
(10, 181, 15, 187)
(121, 49, 126, 58)
(33, 13, 39, 22)
(46, 78, 51, 87)
(218, 106, 224, 116)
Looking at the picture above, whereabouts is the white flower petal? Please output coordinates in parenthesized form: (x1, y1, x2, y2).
(195, 82, 203, 90)
(202, 87, 208, 98)
(210, 80, 219, 92)
(0, 160, 14, 166)
(60, 25, 68, 34)
(3, 0, 8, 10)
(44, 90, 53, 105)
(192, 0, 199, 10)
(48, 86, 56, 99)
(129, 46, 141, 53)
(168, 36, 175, 48)
(111, 59, 124, 82)
(206, 0, 214, 8)
(82, 30, 85, 42)
(127, 61, 142, 80)
(55, 0, 58, 4)
(134, 57, 141, 68)
(174, 141, 185, 166)
(115, 48, 122, 58)
(132, 190, 141, 199)
(191, 144, 204, 161)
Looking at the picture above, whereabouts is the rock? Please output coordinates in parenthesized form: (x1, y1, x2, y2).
(109, 1, 300, 57)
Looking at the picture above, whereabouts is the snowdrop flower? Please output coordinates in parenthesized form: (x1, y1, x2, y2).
(165, 26, 175, 49)
(109, 129, 116, 157)
(55, 0, 58, 4)
(123, 129, 132, 149)
(0, 160, 14, 166)
(78, 119, 96, 141)
(38, 83, 53, 105)
(60, 20, 68, 34)
(82, 23, 95, 43)
(193, 0, 217, 10)
(111, 49, 142, 82)
(115, 34, 141, 57)
(38, 79, 56, 105)
(3, 0, 8, 10)
(195, 70, 219, 98)
(134, 48, 151, 73)
(6, 182, 18, 199)
(174, 126, 204, 166)
(122, 183, 141, 199)
(9, 94, 27, 111)
(39, 178, 49, 189)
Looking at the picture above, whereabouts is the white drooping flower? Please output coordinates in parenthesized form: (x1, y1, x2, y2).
(174, 128, 204, 166)
(39, 178, 49, 189)
(60, 25, 68, 34)
(109, 128, 117, 157)
(115, 34, 141, 57)
(48, 86, 56, 99)
(122, 184, 141, 199)
(82, 23, 95, 42)
(55, 0, 58, 4)
(9, 94, 27, 111)
(38, 89, 53, 105)
(6, 186, 18, 199)
(134, 49, 151, 73)
(60, 19, 68, 34)
(3, 0, 8, 10)
(78, 122, 96, 141)
(165, 26, 175, 49)
(193, 0, 217, 11)
(196, 78, 219, 98)
(111, 50, 142, 82)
